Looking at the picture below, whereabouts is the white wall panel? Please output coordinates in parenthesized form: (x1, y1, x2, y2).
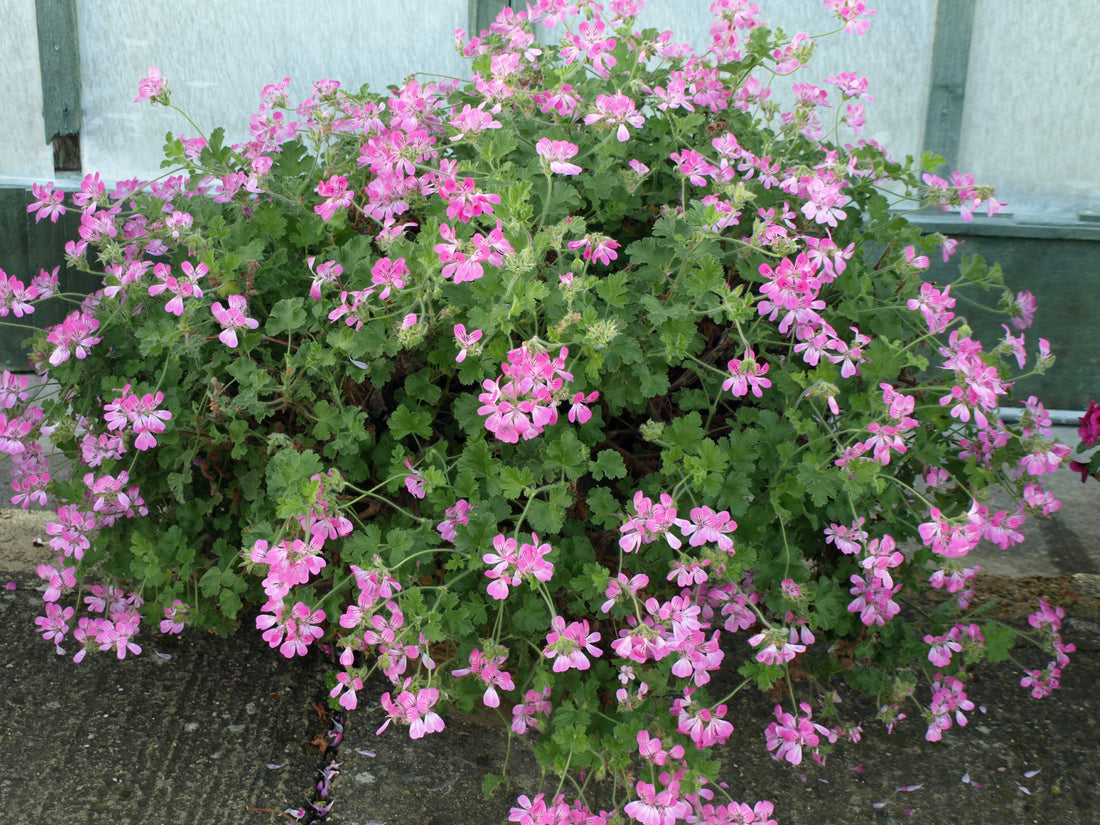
(0, 0, 58, 182)
(960, 0, 1100, 217)
(628, 1, 937, 163)
(4, 0, 1097, 219)
(75, 0, 469, 181)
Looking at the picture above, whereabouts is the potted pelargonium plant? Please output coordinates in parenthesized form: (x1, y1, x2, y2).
(10, 1, 1076, 821)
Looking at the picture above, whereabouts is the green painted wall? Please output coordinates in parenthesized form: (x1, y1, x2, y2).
(0, 187, 97, 370)
(925, 234, 1099, 411)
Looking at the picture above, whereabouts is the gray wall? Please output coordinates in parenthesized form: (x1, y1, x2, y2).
(5, 0, 1098, 219)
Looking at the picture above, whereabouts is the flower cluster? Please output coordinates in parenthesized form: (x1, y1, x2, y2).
(103, 383, 173, 451)
(1068, 398, 1100, 482)
(477, 344, 596, 443)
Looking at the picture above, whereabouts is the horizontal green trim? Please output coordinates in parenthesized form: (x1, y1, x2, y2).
(909, 213, 1100, 242)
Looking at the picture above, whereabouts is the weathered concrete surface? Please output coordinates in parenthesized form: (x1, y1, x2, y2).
(0, 576, 330, 825)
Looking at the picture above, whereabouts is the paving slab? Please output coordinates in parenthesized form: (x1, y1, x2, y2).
(0, 573, 330, 825)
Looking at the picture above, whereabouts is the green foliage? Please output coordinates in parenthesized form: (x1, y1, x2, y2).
(17, 3, 1070, 816)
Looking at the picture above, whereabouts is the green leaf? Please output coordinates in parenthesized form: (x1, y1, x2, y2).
(981, 623, 1016, 663)
(666, 411, 705, 451)
(266, 446, 324, 515)
(542, 430, 589, 480)
(595, 272, 631, 308)
(477, 128, 517, 163)
(199, 566, 222, 598)
(482, 773, 505, 797)
(589, 449, 626, 481)
(498, 465, 534, 499)
(389, 404, 433, 441)
(219, 589, 243, 620)
(404, 368, 443, 405)
(266, 298, 308, 336)
(387, 527, 414, 566)
(738, 659, 783, 691)
(527, 483, 572, 534)
(585, 486, 621, 529)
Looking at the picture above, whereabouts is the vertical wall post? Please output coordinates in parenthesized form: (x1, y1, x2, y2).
(35, 0, 82, 171)
(922, 0, 976, 173)
(469, 0, 511, 37)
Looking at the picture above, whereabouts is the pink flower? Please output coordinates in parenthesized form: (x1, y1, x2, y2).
(624, 777, 691, 825)
(439, 177, 501, 223)
(370, 256, 408, 300)
(483, 534, 521, 600)
(535, 138, 582, 175)
(516, 533, 554, 583)
(36, 602, 74, 653)
(45, 310, 101, 365)
(148, 261, 206, 316)
(36, 563, 76, 603)
(924, 632, 962, 668)
(903, 244, 929, 270)
(314, 175, 354, 221)
(543, 615, 601, 672)
(601, 572, 649, 613)
(567, 390, 598, 424)
(210, 295, 259, 347)
(674, 698, 735, 749)
(723, 350, 771, 398)
(825, 517, 867, 555)
(1077, 399, 1100, 447)
(765, 703, 827, 765)
(436, 499, 470, 542)
(453, 324, 483, 363)
(449, 104, 502, 140)
(307, 257, 343, 300)
(72, 172, 105, 210)
(511, 687, 552, 734)
(1008, 289, 1037, 329)
(46, 505, 96, 559)
(27, 182, 67, 224)
(103, 383, 172, 451)
(567, 234, 620, 265)
(636, 730, 684, 766)
(670, 148, 716, 186)
(679, 505, 737, 553)
(160, 600, 190, 635)
(134, 66, 168, 103)
(0, 271, 40, 318)
(403, 458, 425, 499)
(825, 0, 877, 35)
(330, 669, 364, 710)
(583, 92, 645, 142)
(378, 687, 445, 739)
